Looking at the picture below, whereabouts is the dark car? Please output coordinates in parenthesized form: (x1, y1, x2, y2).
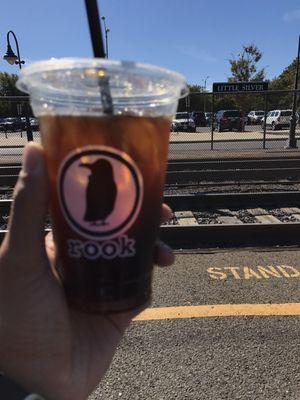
(30, 117, 40, 131)
(214, 110, 243, 132)
(0, 117, 26, 132)
(190, 111, 206, 127)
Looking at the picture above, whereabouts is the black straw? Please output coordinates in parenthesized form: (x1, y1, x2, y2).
(84, 0, 105, 58)
(84, 0, 114, 114)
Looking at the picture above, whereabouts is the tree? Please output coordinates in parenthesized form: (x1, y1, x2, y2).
(226, 44, 266, 117)
(177, 84, 208, 112)
(268, 58, 298, 111)
(0, 72, 23, 96)
(229, 44, 265, 82)
(270, 58, 297, 90)
(0, 72, 27, 117)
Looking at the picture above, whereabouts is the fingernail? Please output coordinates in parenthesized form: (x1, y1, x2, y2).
(23, 143, 39, 173)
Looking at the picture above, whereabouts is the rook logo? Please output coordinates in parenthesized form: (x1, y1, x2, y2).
(58, 145, 144, 240)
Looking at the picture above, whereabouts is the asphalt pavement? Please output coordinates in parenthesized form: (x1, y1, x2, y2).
(90, 248, 300, 400)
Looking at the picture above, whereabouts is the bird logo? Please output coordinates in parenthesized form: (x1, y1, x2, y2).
(58, 146, 143, 241)
(79, 159, 117, 226)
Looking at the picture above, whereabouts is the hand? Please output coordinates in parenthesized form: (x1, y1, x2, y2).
(0, 143, 174, 400)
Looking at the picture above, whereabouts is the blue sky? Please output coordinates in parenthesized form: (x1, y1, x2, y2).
(0, 0, 299, 89)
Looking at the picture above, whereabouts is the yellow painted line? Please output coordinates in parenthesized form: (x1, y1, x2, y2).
(133, 303, 300, 321)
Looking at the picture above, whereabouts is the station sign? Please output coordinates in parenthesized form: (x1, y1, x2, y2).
(213, 81, 268, 93)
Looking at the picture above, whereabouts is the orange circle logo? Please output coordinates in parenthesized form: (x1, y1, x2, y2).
(58, 146, 143, 240)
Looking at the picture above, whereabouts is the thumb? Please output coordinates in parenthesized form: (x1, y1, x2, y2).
(5, 142, 49, 255)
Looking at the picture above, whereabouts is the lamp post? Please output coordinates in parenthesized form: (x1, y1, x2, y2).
(203, 76, 209, 112)
(286, 34, 300, 149)
(101, 16, 110, 58)
(3, 31, 25, 68)
(3, 30, 33, 141)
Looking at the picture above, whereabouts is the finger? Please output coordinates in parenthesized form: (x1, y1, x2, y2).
(45, 231, 55, 261)
(161, 203, 173, 224)
(154, 240, 175, 266)
(4, 143, 49, 262)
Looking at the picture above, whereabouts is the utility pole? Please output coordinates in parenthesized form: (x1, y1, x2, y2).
(286, 35, 300, 149)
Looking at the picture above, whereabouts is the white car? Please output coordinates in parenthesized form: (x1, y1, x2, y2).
(247, 110, 265, 125)
(171, 112, 196, 132)
(262, 110, 292, 130)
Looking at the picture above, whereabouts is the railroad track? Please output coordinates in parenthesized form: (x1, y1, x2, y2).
(166, 156, 300, 184)
(0, 192, 300, 249)
(1, 156, 300, 186)
(1, 160, 300, 250)
(167, 156, 300, 171)
(159, 191, 300, 249)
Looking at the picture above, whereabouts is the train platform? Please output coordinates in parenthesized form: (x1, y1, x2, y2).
(0, 130, 299, 164)
(92, 247, 300, 400)
(169, 145, 300, 161)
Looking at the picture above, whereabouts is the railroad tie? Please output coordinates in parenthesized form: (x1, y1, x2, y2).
(174, 211, 198, 226)
(217, 209, 237, 216)
(255, 215, 282, 224)
(247, 208, 269, 216)
(216, 216, 243, 225)
(280, 207, 300, 215)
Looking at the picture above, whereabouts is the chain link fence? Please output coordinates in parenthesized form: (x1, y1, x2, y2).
(0, 91, 299, 164)
(171, 89, 300, 154)
(0, 96, 39, 164)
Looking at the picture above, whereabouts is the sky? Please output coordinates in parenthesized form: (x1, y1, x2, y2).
(0, 0, 299, 90)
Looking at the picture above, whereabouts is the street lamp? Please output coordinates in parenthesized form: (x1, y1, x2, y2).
(101, 16, 110, 58)
(3, 30, 33, 141)
(203, 76, 209, 112)
(3, 31, 25, 69)
(203, 76, 209, 91)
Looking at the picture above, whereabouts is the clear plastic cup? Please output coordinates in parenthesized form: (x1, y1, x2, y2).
(17, 58, 187, 313)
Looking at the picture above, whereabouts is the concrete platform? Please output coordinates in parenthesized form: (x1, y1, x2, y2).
(91, 247, 300, 400)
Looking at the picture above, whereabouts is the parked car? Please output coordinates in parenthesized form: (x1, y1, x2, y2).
(205, 112, 213, 126)
(261, 110, 292, 130)
(189, 111, 206, 127)
(0, 117, 26, 132)
(30, 117, 39, 131)
(247, 110, 265, 125)
(171, 112, 196, 132)
(214, 110, 243, 132)
(0, 118, 17, 132)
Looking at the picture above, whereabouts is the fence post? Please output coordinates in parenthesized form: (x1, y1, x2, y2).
(210, 93, 214, 150)
(263, 92, 268, 149)
(24, 101, 33, 142)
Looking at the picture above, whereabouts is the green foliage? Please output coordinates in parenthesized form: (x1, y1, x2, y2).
(178, 84, 207, 112)
(177, 50, 299, 117)
(268, 59, 299, 111)
(270, 59, 297, 90)
(0, 72, 28, 117)
(226, 45, 266, 114)
(229, 44, 265, 82)
(0, 72, 23, 96)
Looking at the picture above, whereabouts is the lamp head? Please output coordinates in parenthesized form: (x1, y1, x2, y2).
(3, 44, 18, 65)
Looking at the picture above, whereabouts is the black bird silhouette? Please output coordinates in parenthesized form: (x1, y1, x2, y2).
(79, 158, 117, 226)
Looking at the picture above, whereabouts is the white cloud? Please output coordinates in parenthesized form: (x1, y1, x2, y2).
(283, 8, 300, 22)
(175, 45, 217, 63)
